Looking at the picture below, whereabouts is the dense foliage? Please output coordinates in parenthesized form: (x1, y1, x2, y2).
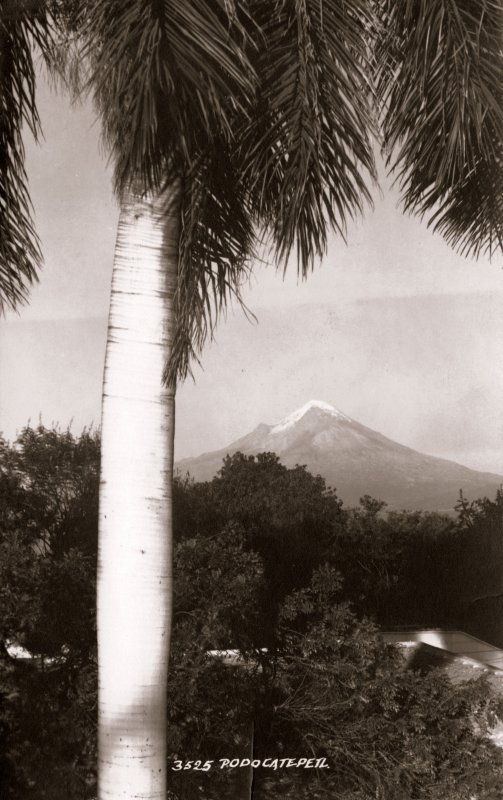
(176, 454, 503, 637)
(251, 566, 503, 800)
(1, 428, 503, 798)
(0, 426, 99, 797)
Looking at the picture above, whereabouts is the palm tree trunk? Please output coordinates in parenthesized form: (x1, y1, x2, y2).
(97, 181, 180, 800)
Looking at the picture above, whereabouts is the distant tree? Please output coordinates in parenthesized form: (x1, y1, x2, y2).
(174, 461, 503, 637)
(172, 473, 221, 543)
(197, 452, 346, 643)
(389, 490, 503, 632)
(452, 489, 503, 646)
(329, 499, 458, 625)
(455, 488, 503, 533)
(323, 487, 503, 636)
(210, 452, 344, 533)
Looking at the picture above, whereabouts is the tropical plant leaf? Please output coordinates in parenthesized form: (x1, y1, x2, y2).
(0, 0, 71, 312)
(242, 0, 377, 275)
(0, 2, 50, 311)
(167, 137, 256, 383)
(375, 0, 503, 257)
(78, 0, 256, 194)
(165, 0, 379, 380)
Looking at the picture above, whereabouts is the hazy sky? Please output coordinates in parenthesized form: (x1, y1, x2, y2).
(1, 76, 503, 476)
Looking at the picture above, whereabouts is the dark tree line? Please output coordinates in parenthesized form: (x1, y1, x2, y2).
(1, 427, 503, 798)
(175, 452, 503, 639)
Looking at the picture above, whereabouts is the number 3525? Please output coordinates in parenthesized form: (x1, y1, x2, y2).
(172, 760, 214, 772)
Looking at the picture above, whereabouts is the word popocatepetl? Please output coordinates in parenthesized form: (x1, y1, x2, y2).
(171, 757, 329, 771)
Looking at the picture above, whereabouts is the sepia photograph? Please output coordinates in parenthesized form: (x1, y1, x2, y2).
(1, 2, 503, 798)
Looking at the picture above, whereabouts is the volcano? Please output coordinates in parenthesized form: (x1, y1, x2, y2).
(175, 400, 503, 512)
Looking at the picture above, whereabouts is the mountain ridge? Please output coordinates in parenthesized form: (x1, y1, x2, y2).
(175, 401, 503, 512)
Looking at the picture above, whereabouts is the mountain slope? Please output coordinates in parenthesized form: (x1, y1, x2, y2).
(176, 401, 503, 512)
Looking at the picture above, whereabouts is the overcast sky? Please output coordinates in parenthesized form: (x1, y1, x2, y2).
(1, 76, 503, 475)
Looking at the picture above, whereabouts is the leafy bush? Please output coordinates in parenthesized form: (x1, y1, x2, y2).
(250, 566, 503, 799)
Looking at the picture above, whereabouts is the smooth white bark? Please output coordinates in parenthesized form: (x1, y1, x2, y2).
(97, 184, 180, 800)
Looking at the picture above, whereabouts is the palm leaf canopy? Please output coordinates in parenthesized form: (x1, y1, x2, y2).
(77, 0, 503, 381)
(166, 0, 379, 381)
(376, 0, 503, 257)
(74, 0, 260, 383)
(242, 0, 377, 272)
(0, 0, 57, 312)
(77, 0, 256, 194)
(2, 1, 502, 372)
(77, 0, 379, 381)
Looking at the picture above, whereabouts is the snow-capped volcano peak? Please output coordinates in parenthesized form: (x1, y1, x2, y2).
(271, 400, 351, 434)
(176, 400, 503, 511)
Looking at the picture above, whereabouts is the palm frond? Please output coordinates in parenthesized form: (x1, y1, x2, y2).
(242, 0, 377, 275)
(376, 0, 503, 257)
(77, 0, 256, 195)
(166, 138, 256, 384)
(0, 0, 85, 312)
(0, 1, 53, 311)
(165, 0, 379, 380)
